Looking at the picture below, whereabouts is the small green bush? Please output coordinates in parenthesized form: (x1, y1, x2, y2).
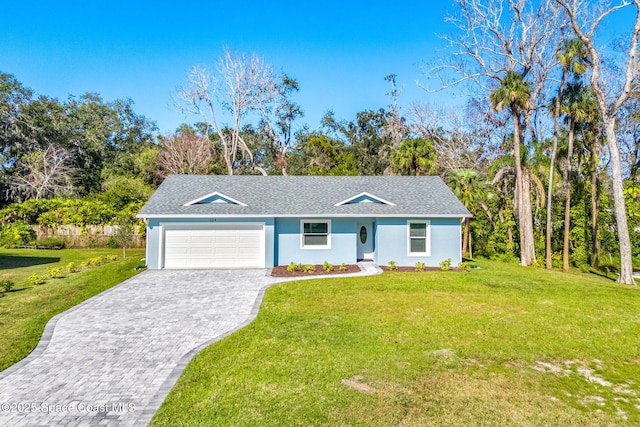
(66, 262, 79, 273)
(1, 280, 15, 293)
(339, 263, 348, 272)
(323, 261, 334, 272)
(302, 264, 316, 273)
(440, 258, 452, 271)
(47, 267, 63, 279)
(88, 256, 108, 267)
(106, 254, 118, 261)
(579, 263, 591, 274)
(388, 261, 398, 271)
(28, 273, 46, 286)
(287, 262, 298, 273)
(80, 261, 90, 269)
(37, 237, 65, 249)
(106, 237, 120, 249)
(457, 261, 471, 272)
(415, 261, 425, 272)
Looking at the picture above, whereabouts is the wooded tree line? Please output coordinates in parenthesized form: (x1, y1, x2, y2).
(2, 0, 640, 283)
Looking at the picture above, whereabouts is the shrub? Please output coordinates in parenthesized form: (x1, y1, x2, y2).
(66, 262, 80, 273)
(37, 237, 65, 249)
(0, 222, 36, 248)
(106, 237, 119, 249)
(28, 273, 46, 286)
(388, 261, 398, 271)
(490, 252, 519, 264)
(458, 261, 471, 272)
(1, 280, 14, 293)
(88, 256, 108, 267)
(47, 267, 63, 279)
(302, 264, 316, 273)
(440, 258, 452, 271)
(323, 261, 334, 272)
(106, 254, 118, 261)
(579, 263, 591, 274)
(80, 261, 90, 269)
(286, 262, 298, 273)
(415, 261, 425, 272)
(339, 263, 348, 272)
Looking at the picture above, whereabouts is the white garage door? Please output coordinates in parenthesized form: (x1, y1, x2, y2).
(163, 223, 265, 269)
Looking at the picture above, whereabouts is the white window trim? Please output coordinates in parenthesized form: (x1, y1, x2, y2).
(407, 220, 431, 256)
(300, 219, 332, 250)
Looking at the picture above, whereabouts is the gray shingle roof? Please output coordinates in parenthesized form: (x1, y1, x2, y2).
(137, 175, 472, 218)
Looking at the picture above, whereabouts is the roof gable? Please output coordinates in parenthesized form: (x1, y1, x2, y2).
(334, 192, 396, 206)
(182, 191, 247, 207)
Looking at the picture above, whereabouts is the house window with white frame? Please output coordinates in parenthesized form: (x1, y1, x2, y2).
(301, 220, 331, 249)
(408, 220, 430, 256)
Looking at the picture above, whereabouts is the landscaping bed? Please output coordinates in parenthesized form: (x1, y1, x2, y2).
(271, 264, 361, 277)
(379, 266, 464, 272)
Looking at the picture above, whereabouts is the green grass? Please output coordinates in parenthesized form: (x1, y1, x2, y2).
(151, 260, 640, 426)
(0, 248, 144, 371)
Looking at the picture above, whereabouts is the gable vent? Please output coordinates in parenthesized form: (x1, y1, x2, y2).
(334, 192, 395, 206)
(183, 192, 247, 207)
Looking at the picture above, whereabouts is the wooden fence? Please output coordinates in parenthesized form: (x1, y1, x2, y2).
(32, 225, 145, 248)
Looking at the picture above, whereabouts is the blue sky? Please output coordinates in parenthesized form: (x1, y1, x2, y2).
(1, 0, 456, 133)
(2, 1, 636, 135)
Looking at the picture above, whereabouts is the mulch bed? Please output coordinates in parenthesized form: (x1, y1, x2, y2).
(270, 264, 361, 277)
(380, 266, 464, 272)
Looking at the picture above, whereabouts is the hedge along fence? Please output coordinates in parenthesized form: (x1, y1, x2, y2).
(31, 225, 145, 249)
(0, 198, 146, 249)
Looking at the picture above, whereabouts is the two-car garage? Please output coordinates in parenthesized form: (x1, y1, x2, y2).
(161, 223, 265, 269)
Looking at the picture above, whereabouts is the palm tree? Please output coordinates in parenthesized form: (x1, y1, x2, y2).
(559, 82, 597, 271)
(391, 138, 436, 176)
(490, 71, 536, 266)
(546, 39, 588, 269)
(448, 169, 487, 258)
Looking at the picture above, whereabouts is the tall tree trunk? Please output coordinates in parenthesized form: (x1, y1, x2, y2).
(513, 111, 536, 266)
(224, 151, 233, 175)
(563, 120, 575, 272)
(462, 218, 469, 258)
(590, 148, 600, 269)
(604, 121, 635, 284)
(546, 82, 564, 269)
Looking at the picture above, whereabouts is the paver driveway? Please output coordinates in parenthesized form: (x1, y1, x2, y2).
(0, 269, 284, 426)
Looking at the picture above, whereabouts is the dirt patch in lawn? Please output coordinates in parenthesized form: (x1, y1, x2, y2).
(270, 264, 361, 277)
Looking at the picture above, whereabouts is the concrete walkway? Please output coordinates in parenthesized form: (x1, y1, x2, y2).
(0, 263, 381, 426)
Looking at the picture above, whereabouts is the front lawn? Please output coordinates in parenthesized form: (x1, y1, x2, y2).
(152, 260, 640, 426)
(0, 248, 144, 371)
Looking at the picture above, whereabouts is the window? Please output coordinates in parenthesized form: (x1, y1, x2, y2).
(408, 220, 430, 256)
(301, 220, 331, 249)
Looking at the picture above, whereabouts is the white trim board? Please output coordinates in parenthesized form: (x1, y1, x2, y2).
(334, 192, 396, 206)
(182, 192, 248, 207)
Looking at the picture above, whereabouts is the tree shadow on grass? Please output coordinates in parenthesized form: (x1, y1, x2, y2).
(2, 287, 30, 294)
(0, 255, 60, 270)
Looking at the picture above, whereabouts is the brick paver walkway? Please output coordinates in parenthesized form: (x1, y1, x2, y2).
(0, 263, 381, 426)
(0, 269, 283, 426)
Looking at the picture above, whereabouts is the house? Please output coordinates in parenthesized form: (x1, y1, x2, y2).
(136, 175, 472, 269)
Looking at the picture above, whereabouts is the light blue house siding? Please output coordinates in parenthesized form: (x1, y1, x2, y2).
(144, 216, 462, 269)
(374, 218, 462, 267)
(274, 217, 461, 267)
(145, 217, 275, 269)
(275, 218, 357, 266)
